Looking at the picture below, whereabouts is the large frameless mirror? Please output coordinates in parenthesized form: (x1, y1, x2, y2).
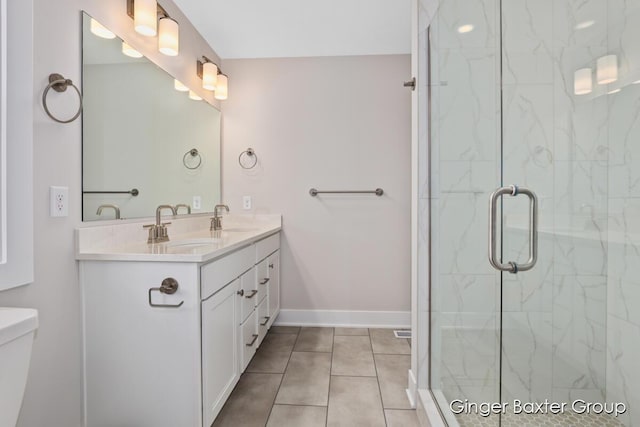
(81, 12, 221, 221)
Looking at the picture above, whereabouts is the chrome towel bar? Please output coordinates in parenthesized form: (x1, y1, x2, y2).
(309, 188, 384, 197)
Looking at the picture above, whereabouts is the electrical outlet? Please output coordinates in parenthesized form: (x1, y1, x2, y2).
(50, 186, 69, 217)
(193, 196, 201, 210)
(242, 196, 252, 210)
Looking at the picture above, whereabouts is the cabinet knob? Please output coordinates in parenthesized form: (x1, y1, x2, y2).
(237, 289, 245, 297)
(268, 263, 274, 269)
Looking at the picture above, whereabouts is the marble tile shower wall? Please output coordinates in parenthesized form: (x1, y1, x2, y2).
(419, 1, 640, 425)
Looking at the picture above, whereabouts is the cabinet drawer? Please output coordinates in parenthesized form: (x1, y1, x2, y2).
(238, 268, 257, 323)
(256, 259, 269, 305)
(201, 245, 254, 299)
(257, 297, 269, 347)
(255, 233, 280, 262)
(240, 310, 258, 372)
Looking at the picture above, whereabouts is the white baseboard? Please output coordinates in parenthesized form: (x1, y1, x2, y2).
(274, 309, 411, 329)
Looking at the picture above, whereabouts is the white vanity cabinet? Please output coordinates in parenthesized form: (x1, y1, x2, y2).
(79, 231, 280, 427)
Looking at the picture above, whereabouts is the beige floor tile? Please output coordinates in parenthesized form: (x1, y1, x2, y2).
(270, 326, 301, 335)
(334, 327, 369, 336)
(375, 354, 412, 409)
(247, 333, 298, 374)
(370, 328, 411, 354)
(212, 373, 282, 427)
(385, 409, 422, 427)
(266, 405, 327, 427)
(275, 352, 331, 406)
(293, 327, 334, 352)
(327, 376, 386, 427)
(331, 335, 376, 377)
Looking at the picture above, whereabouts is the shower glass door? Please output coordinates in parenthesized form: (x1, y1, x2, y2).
(429, 1, 640, 426)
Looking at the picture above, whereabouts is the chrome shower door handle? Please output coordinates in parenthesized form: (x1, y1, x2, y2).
(488, 185, 538, 274)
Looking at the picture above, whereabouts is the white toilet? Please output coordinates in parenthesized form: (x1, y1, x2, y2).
(0, 308, 38, 427)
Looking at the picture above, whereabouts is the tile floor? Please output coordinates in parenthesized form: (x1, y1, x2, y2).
(212, 326, 421, 427)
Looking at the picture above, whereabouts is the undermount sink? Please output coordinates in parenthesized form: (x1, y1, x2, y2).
(167, 238, 221, 248)
(223, 227, 259, 233)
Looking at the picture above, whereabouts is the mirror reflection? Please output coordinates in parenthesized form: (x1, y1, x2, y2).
(82, 13, 221, 221)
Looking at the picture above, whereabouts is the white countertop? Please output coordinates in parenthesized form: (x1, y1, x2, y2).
(76, 214, 282, 263)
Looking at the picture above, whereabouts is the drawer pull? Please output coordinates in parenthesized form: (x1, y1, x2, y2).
(259, 278, 270, 285)
(148, 278, 184, 308)
(269, 263, 274, 269)
(260, 316, 270, 326)
(237, 289, 245, 297)
(246, 334, 259, 347)
(245, 290, 259, 299)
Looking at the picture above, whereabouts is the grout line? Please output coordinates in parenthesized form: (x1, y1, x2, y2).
(264, 330, 300, 426)
(370, 332, 389, 427)
(325, 327, 335, 427)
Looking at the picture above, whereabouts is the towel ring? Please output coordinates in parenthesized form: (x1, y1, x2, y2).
(42, 73, 83, 124)
(238, 148, 258, 169)
(183, 148, 202, 170)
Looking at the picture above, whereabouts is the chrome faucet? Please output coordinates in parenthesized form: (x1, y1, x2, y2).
(175, 204, 192, 214)
(96, 204, 121, 219)
(144, 205, 177, 244)
(211, 204, 229, 231)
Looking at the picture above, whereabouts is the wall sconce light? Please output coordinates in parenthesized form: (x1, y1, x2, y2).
(597, 54, 618, 84)
(189, 90, 202, 101)
(214, 74, 228, 100)
(127, 0, 158, 37)
(158, 17, 179, 56)
(197, 57, 218, 91)
(174, 79, 189, 92)
(126, 0, 179, 57)
(122, 41, 143, 58)
(574, 68, 592, 95)
(90, 18, 116, 39)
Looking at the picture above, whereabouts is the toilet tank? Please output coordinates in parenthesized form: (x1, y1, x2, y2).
(0, 308, 38, 427)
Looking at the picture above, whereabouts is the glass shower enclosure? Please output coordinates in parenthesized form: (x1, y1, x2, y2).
(427, 0, 640, 425)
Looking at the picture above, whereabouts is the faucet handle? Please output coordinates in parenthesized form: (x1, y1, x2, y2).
(143, 224, 156, 229)
(161, 222, 172, 226)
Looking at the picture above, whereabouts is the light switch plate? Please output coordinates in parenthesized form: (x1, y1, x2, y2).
(50, 186, 69, 217)
(193, 196, 201, 210)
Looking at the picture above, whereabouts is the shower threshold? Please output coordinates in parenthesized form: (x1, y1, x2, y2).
(455, 411, 625, 427)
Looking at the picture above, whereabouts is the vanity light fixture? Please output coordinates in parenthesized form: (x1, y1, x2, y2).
(128, 0, 158, 37)
(197, 57, 218, 91)
(174, 79, 189, 92)
(188, 90, 202, 101)
(122, 41, 143, 58)
(158, 17, 179, 56)
(597, 54, 618, 84)
(214, 74, 228, 100)
(574, 68, 592, 95)
(90, 18, 116, 39)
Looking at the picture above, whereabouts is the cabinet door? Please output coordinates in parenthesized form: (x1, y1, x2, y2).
(202, 279, 240, 427)
(267, 250, 280, 328)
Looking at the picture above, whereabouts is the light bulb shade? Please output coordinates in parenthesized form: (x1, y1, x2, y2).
(189, 90, 202, 101)
(90, 19, 116, 39)
(134, 0, 157, 37)
(202, 62, 218, 91)
(158, 17, 179, 56)
(122, 41, 143, 58)
(174, 79, 189, 92)
(597, 54, 618, 84)
(574, 68, 592, 95)
(214, 74, 228, 100)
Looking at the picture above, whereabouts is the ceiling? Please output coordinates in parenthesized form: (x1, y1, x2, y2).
(171, 0, 412, 59)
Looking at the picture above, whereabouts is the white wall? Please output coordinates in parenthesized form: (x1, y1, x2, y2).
(0, 0, 222, 425)
(222, 55, 412, 323)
